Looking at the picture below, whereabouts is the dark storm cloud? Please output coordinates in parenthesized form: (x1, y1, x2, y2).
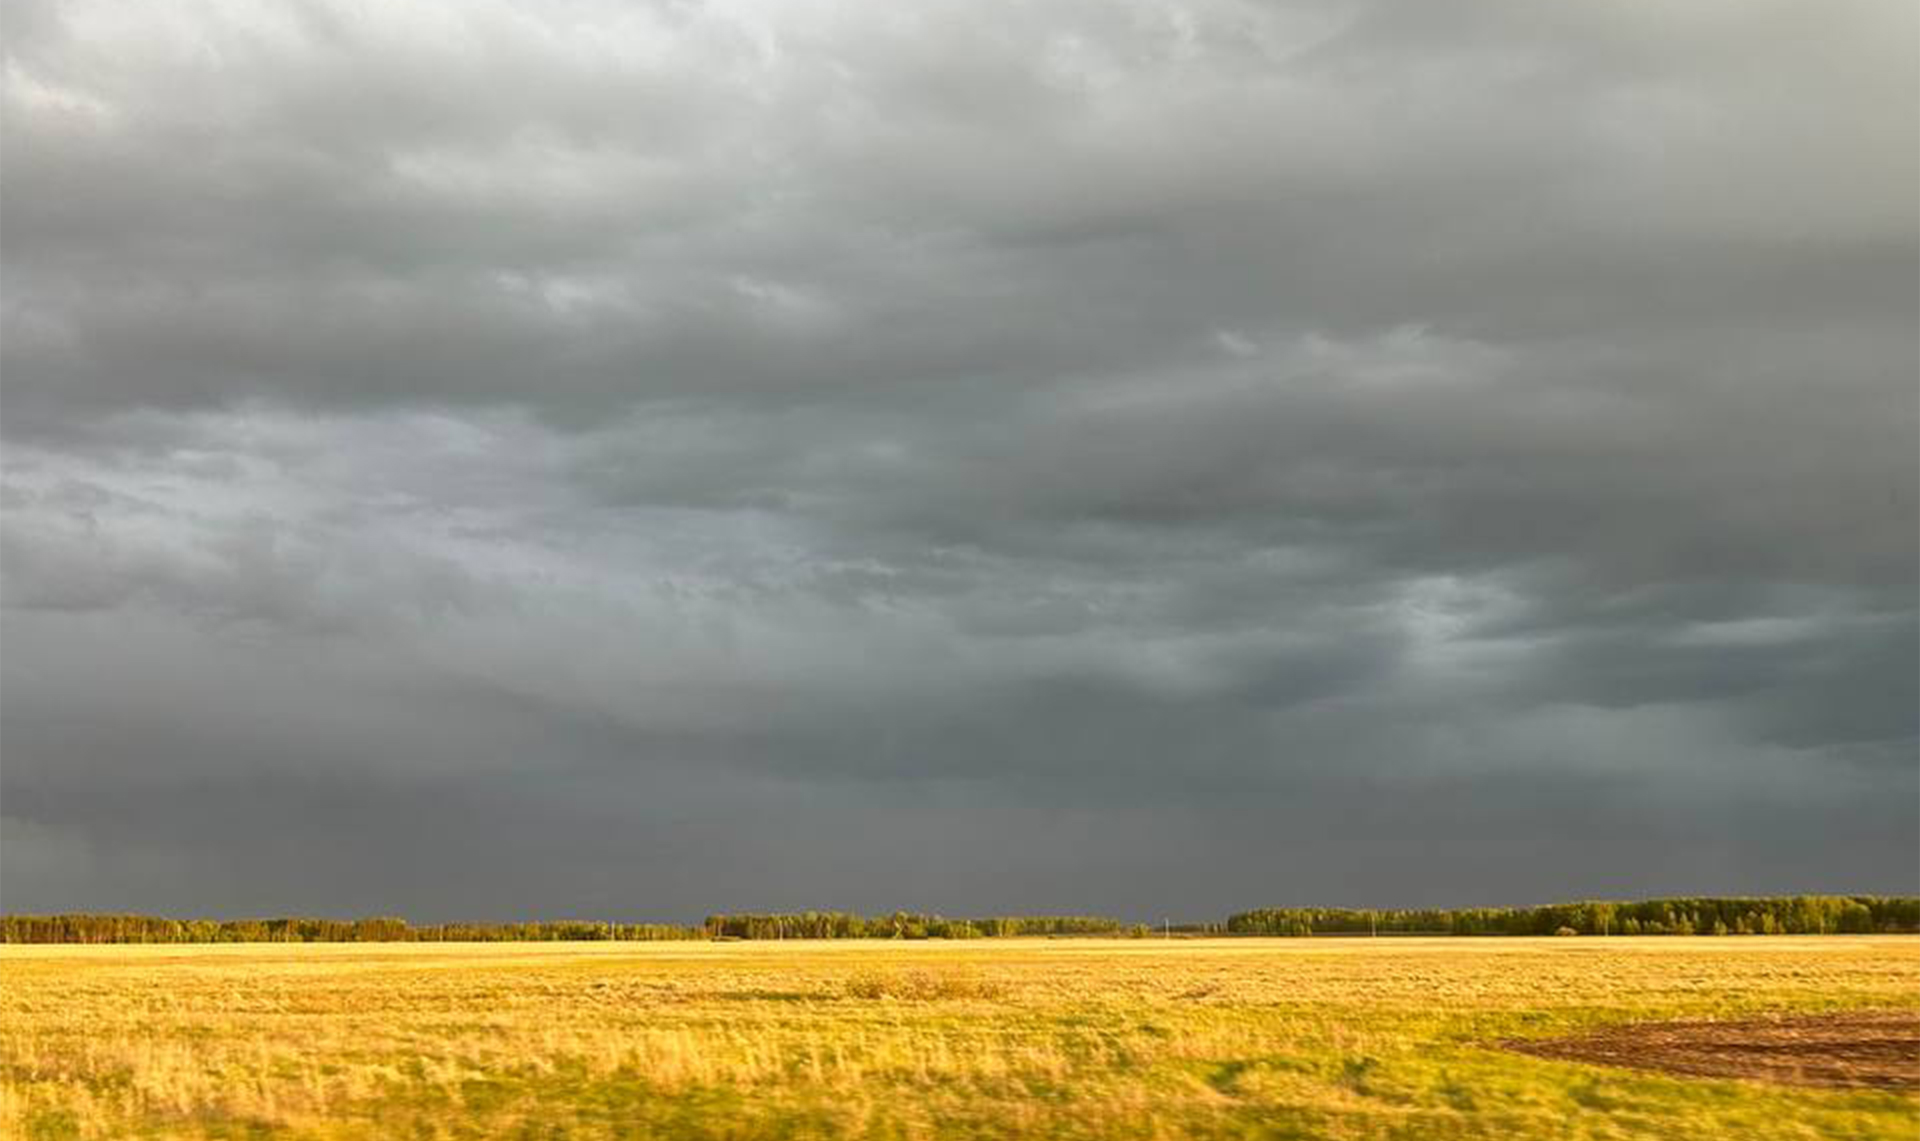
(2, 0, 1914, 920)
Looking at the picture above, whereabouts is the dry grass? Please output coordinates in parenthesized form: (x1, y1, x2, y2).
(2, 936, 1916, 1139)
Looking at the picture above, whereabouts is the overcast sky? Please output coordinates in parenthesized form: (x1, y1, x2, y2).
(2, 0, 1915, 924)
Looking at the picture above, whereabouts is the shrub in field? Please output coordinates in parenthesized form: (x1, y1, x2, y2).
(844, 968, 1004, 1001)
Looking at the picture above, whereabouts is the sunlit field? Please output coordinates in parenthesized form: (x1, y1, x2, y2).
(3, 937, 1915, 1140)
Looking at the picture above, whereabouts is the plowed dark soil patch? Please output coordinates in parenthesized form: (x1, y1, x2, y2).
(1506, 1011, 1920, 1089)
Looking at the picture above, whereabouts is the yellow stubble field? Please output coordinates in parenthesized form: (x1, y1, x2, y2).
(2, 936, 1915, 1140)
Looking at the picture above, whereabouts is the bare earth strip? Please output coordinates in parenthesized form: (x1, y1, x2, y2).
(1507, 1011, 1920, 1089)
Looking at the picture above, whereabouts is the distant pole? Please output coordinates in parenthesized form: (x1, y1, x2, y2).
(1164, 918, 1170, 940)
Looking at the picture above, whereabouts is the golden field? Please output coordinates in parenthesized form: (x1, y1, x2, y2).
(2, 936, 1915, 1140)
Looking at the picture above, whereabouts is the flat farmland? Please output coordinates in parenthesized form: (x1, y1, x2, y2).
(2, 937, 1915, 1140)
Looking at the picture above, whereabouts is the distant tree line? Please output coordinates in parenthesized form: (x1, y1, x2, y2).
(702, 912, 1130, 940)
(4, 896, 1914, 944)
(1225, 896, 1920, 937)
(0, 915, 704, 944)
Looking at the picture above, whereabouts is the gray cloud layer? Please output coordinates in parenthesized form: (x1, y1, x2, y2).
(3, 0, 1915, 921)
